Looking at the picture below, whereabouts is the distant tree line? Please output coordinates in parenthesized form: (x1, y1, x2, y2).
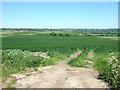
(50, 32, 70, 36)
(1, 28, 119, 36)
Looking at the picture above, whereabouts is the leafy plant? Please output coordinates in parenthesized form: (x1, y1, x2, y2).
(93, 52, 120, 88)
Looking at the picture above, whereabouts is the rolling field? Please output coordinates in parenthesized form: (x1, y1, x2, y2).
(2, 33, 118, 52)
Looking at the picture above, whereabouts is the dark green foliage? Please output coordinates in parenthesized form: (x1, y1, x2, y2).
(59, 33, 62, 36)
(50, 32, 57, 36)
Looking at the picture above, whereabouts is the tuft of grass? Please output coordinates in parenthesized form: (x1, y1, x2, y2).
(68, 51, 89, 67)
(7, 78, 17, 88)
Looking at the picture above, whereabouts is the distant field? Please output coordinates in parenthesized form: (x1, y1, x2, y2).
(2, 31, 118, 52)
(97, 36, 119, 40)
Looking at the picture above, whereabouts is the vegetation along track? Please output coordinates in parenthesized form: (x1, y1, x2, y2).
(5, 50, 108, 88)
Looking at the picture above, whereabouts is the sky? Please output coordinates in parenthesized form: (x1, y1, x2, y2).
(2, 2, 118, 29)
(1, 0, 120, 2)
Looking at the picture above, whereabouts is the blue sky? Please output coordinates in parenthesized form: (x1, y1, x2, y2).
(2, 2, 118, 29)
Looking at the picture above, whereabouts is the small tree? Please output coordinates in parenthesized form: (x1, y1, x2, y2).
(59, 33, 62, 36)
(65, 34, 70, 36)
(50, 32, 56, 36)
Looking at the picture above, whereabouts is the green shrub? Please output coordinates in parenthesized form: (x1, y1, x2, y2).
(94, 52, 120, 88)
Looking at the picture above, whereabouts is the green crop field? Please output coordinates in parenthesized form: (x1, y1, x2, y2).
(2, 34, 118, 52)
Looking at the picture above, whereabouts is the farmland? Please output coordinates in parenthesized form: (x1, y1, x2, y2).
(2, 29, 118, 52)
(1, 29, 120, 88)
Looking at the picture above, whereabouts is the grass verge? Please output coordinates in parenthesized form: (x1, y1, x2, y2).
(2, 49, 68, 77)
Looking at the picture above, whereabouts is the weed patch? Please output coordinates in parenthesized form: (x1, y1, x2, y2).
(68, 51, 89, 67)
